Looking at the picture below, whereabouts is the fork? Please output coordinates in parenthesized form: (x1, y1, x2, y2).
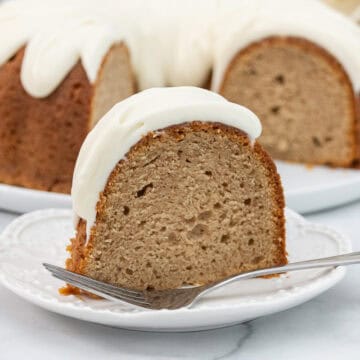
(44, 251, 360, 310)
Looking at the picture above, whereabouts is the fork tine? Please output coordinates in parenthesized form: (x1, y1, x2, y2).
(44, 265, 148, 303)
(49, 271, 152, 308)
(43, 263, 145, 299)
(43, 264, 151, 307)
(44, 263, 143, 296)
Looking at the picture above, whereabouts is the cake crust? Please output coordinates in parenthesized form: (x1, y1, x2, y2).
(0, 47, 91, 193)
(66, 122, 286, 292)
(0, 43, 135, 193)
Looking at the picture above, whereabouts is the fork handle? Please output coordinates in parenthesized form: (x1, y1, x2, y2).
(209, 251, 360, 292)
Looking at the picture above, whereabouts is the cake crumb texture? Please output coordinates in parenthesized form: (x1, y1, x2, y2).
(67, 122, 286, 290)
(220, 37, 359, 167)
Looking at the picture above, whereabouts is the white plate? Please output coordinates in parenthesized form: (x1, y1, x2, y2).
(0, 183, 71, 213)
(276, 161, 360, 213)
(1, 163, 360, 214)
(0, 208, 351, 332)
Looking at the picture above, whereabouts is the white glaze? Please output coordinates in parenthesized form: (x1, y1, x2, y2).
(71, 87, 262, 233)
(1, 0, 360, 97)
(0, 0, 215, 97)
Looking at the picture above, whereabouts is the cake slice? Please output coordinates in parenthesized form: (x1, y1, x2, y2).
(64, 87, 286, 292)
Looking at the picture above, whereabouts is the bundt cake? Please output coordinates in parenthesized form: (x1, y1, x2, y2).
(0, 0, 359, 193)
(64, 87, 286, 292)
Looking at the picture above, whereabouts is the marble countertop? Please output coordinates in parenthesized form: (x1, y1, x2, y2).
(0, 202, 359, 360)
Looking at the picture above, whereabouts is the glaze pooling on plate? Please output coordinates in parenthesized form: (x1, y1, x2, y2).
(1, 0, 360, 97)
(0, 208, 351, 331)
